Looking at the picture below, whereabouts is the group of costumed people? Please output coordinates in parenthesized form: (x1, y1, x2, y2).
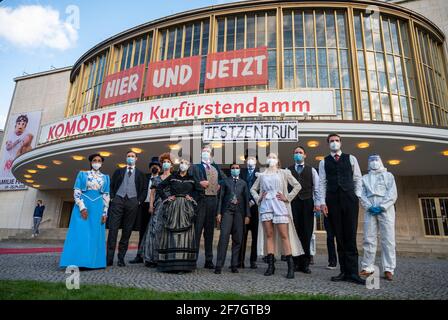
(59, 133, 398, 284)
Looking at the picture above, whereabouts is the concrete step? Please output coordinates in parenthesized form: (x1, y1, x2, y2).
(2, 228, 447, 258)
(1, 228, 224, 246)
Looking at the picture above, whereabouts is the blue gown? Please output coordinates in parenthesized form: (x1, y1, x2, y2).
(60, 170, 110, 269)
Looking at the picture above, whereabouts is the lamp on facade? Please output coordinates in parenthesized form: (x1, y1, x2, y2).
(403, 145, 417, 152)
(388, 160, 401, 165)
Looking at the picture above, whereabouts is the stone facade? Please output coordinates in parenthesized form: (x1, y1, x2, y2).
(393, 0, 448, 46)
(0, 68, 71, 239)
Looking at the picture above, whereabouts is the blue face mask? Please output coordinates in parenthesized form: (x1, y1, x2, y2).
(294, 153, 304, 162)
(231, 169, 240, 177)
(126, 157, 136, 166)
(202, 152, 210, 161)
(162, 162, 171, 171)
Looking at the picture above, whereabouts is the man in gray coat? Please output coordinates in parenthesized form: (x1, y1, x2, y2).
(214, 163, 251, 274)
(190, 145, 226, 269)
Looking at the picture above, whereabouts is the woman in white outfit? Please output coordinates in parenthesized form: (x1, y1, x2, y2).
(250, 153, 303, 279)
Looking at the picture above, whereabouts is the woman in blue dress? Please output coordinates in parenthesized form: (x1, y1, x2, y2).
(60, 154, 110, 269)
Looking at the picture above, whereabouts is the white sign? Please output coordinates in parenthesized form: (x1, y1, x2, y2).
(0, 111, 42, 191)
(39, 90, 335, 144)
(203, 121, 299, 142)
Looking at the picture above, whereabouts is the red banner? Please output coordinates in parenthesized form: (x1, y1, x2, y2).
(205, 47, 268, 90)
(144, 56, 201, 97)
(99, 64, 145, 107)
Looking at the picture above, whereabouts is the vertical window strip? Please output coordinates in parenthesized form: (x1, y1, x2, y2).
(334, 10, 343, 120)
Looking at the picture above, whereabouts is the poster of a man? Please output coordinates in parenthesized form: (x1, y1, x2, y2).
(0, 111, 41, 191)
(3, 115, 34, 172)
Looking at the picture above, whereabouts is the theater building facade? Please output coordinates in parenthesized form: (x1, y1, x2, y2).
(1, 0, 447, 255)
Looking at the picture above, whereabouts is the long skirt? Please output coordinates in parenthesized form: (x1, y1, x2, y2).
(60, 190, 106, 269)
(141, 198, 164, 263)
(157, 197, 197, 272)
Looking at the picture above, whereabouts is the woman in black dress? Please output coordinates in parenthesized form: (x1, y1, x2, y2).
(157, 158, 199, 273)
(141, 153, 172, 267)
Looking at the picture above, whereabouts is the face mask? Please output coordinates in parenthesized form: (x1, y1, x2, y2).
(329, 141, 341, 152)
(151, 167, 159, 175)
(92, 163, 102, 171)
(179, 163, 189, 172)
(247, 159, 256, 168)
(370, 161, 381, 170)
(231, 169, 240, 177)
(201, 152, 210, 161)
(126, 157, 136, 166)
(267, 158, 278, 167)
(162, 162, 171, 171)
(294, 153, 304, 163)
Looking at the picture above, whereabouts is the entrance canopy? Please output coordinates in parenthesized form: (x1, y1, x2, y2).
(12, 121, 448, 190)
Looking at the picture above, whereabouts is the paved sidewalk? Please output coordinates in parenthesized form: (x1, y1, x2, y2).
(0, 242, 447, 299)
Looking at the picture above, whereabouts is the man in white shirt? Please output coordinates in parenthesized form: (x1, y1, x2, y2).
(319, 133, 365, 285)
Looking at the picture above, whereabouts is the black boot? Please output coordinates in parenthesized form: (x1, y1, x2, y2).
(129, 255, 143, 264)
(292, 256, 299, 272)
(331, 272, 346, 282)
(286, 255, 294, 279)
(264, 254, 275, 276)
(301, 256, 312, 274)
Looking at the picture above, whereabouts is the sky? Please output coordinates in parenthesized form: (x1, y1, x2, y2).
(0, 0, 238, 130)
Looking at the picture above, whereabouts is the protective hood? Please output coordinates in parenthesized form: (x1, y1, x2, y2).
(367, 154, 387, 174)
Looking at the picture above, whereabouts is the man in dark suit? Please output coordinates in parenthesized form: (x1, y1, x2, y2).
(288, 146, 321, 274)
(190, 145, 226, 269)
(215, 163, 250, 274)
(239, 155, 259, 269)
(107, 150, 148, 267)
(129, 156, 161, 264)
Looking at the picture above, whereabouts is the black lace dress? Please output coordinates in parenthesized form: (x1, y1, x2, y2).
(157, 172, 198, 272)
(141, 175, 167, 265)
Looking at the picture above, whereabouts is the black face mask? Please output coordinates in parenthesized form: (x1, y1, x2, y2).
(151, 167, 159, 175)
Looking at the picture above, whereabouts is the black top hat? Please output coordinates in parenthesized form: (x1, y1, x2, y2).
(149, 156, 161, 168)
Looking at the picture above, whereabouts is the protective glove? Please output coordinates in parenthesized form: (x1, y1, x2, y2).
(368, 206, 383, 216)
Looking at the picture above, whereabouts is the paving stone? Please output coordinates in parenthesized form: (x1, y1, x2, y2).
(0, 244, 447, 299)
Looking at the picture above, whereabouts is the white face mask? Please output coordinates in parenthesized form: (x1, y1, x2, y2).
(179, 163, 189, 172)
(369, 161, 381, 171)
(92, 163, 102, 171)
(329, 141, 341, 152)
(267, 158, 278, 167)
(247, 159, 256, 167)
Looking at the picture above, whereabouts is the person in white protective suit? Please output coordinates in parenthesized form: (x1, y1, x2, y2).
(359, 154, 398, 281)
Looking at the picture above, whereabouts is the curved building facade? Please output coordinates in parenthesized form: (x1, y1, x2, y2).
(63, 0, 447, 125)
(1, 0, 448, 253)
